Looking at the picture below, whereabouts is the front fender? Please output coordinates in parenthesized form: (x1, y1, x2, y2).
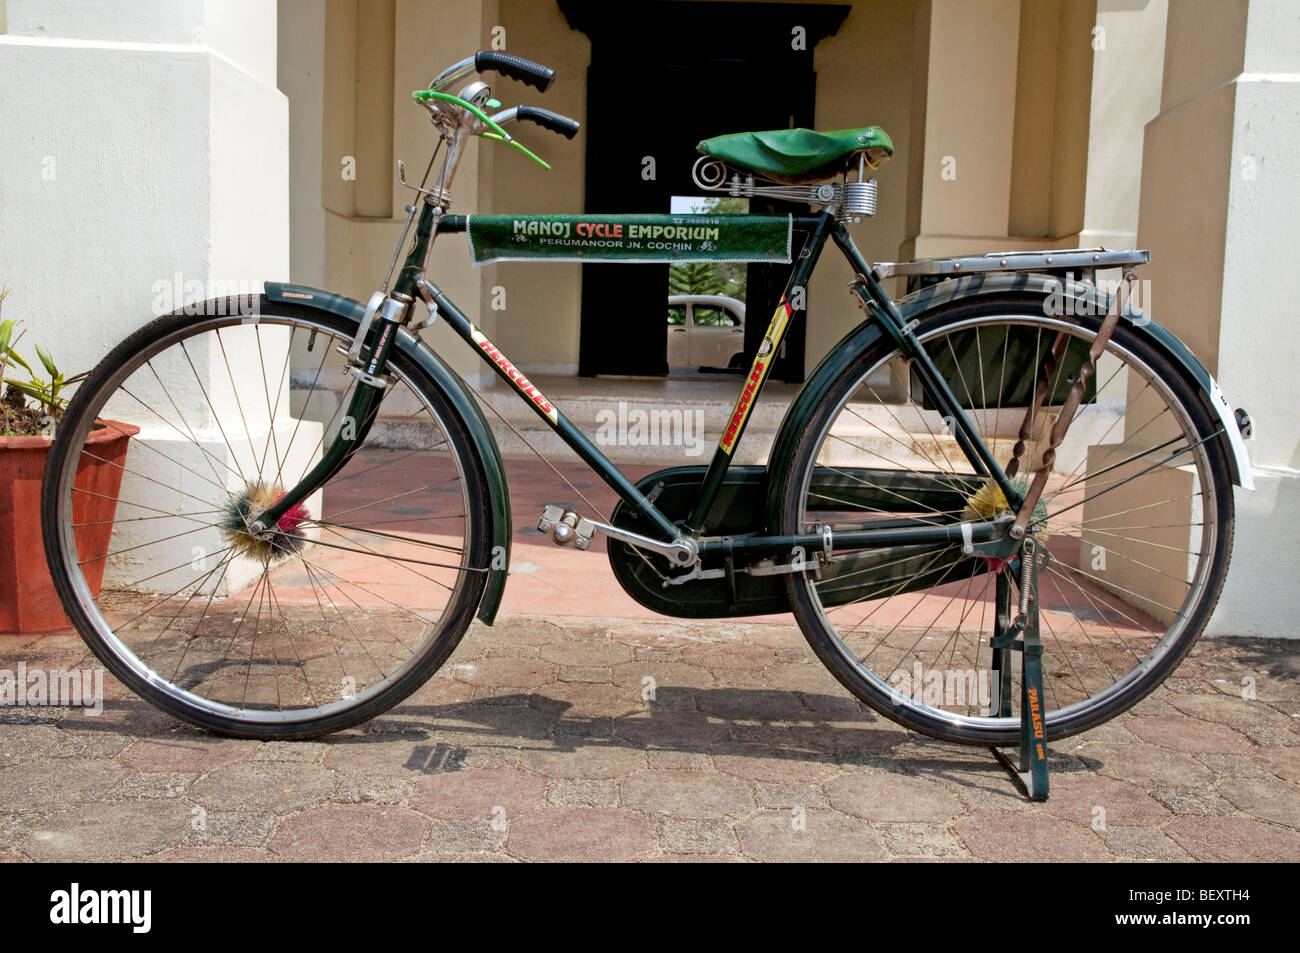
(265, 282, 512, 624)
(767, 271, 1252, 529)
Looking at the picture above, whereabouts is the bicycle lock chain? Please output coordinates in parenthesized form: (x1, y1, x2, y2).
(1006, 268, 1136, 539)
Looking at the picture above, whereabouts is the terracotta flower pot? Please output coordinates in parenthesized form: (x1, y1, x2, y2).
(0, 420, 140, 634)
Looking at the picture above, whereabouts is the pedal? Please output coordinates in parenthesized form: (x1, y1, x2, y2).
(538, 505, 596, 550)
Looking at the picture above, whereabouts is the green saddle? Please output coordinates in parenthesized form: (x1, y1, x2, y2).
(697, 126, 894, 184)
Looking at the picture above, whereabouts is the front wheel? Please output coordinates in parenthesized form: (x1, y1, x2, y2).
(776, 295, 1235, 745)
(42, 301, 492, 739)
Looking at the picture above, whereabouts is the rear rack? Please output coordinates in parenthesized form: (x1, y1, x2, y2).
(871, 247, 1149, 282)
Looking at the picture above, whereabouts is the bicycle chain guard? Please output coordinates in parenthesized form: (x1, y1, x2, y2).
(607, 465, 1002, 619)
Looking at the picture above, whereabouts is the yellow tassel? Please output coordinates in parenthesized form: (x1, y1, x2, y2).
(961, 478, 1049, 539)
(961, 480, 1010, 521)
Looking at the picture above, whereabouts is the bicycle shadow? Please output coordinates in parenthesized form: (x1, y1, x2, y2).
(334, 685, 1103, 795)
(32, 684, 1101, 803)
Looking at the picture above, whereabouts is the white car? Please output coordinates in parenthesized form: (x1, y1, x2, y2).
(667, 294, 746, 371)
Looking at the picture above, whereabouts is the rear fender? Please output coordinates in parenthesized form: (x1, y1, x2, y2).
(766, 271, 1253, 529)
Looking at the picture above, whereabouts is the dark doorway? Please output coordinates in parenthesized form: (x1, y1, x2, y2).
(561, 1, 849, 380)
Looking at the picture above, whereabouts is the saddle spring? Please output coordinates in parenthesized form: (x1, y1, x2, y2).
(691, 156, 878, 221)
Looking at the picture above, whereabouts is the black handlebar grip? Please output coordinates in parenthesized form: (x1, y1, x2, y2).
(516, 105, 581, 140)
(474, 51, 555, 93)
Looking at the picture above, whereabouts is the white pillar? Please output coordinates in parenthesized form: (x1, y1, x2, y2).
(0, 1, 304, 594)
(1133, 0, 1300, 637)
(1076, 0, 1168, 250)
(901, 0, 1023, 261)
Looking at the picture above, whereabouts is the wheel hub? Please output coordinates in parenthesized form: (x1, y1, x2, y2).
(220, 481, 310, 562)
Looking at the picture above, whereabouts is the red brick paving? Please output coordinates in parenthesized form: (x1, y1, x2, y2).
(4, 454, 1297, 861)
(0, 614, 1296, 861)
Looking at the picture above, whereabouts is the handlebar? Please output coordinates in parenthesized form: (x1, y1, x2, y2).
(414, 52, 578, 174)
(387, 54, 571, 285)
(513, 106, 581, 140)
(473, 51, 555, 93)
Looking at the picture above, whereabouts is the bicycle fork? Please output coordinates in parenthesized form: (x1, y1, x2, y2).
(247, 299, 407, 537)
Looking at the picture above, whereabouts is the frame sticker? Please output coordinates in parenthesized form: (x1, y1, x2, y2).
(719, 298, 793, 455)
(466, 213, 793, 265)
(470, 327, 559, 425)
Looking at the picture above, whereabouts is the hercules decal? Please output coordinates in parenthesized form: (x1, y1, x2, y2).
(470, 328, 559, 425)
(718, 298, 793, 455)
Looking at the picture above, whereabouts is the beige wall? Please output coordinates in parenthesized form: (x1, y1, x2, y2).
(803, 0, 918, 370)
(279, 0, 327, 288)
(282, 0, 503, 383)
(319, 0, 394, 220)
(905, 0, 1021, 255)
(1079, 0, 1167, 249)
(1008, 0, 1095, 240)
(905, 0, 1166, 258)
(487, 0, 590, 374)
(281, 0, 1168, 378)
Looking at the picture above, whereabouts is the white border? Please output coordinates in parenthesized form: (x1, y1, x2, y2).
(465, 215, 794, 267)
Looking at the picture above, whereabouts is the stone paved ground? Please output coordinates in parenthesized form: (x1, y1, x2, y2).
(0, 617, 1297, 862)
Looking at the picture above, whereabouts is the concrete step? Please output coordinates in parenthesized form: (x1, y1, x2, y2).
(291, 374, 1118, 470)
(475, 389, 1007, 467)
(474, 381, 785, 464)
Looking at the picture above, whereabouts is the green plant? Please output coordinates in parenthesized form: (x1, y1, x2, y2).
(1, 293, 88, 435)
(673, 196, 748, 302)
(668, 261, 726, 296)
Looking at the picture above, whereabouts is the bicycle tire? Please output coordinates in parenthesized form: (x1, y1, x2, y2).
(776, 293, 1235, 745)
(42, 300, 492, 739)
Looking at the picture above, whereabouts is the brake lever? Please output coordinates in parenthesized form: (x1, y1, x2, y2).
(427, 54, 477, 92)
(412, 89, 513, 141)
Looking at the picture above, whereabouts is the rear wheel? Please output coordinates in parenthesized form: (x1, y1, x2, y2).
(42, 301, 491, 738)
(777, 295, 1235, 745)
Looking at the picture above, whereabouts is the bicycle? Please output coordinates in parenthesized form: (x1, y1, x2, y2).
(43, 51, 1253, 747)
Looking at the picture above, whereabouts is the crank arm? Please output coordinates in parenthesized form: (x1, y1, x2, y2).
(538, 505, 697, 567)
(592, 518, 696, 566)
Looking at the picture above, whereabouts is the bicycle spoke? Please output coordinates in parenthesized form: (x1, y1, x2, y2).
(215, 327, 264, 478)
(790, 310, 1225, 741)
(179, 339, 252, 482)
(47, 312, 482, 735)
(305, 519, 466, 557)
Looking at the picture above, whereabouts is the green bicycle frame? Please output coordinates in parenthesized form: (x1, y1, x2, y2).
(257, 199, 1019, 560)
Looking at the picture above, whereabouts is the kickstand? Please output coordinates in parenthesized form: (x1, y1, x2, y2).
(989, 537, 1049, 801)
